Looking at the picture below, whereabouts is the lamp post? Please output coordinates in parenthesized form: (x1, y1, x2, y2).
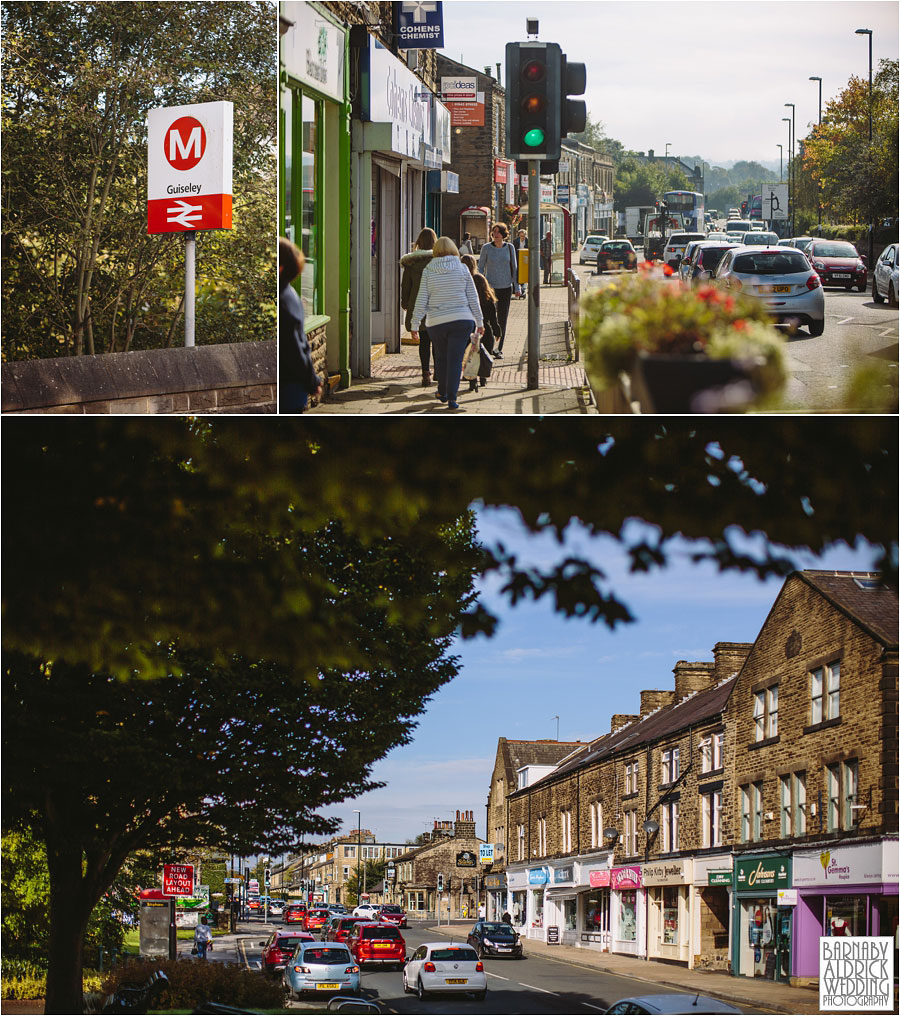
(665, 142, 671, 179)
(784, 103, 795, 236)
(809, 76, 823, 232)
(782, 117, 792, 237)
(855, 28, 874, 267)
(777, 144, 783, 182)
(353, 810, 361, 907)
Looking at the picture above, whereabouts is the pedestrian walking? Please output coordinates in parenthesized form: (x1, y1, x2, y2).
(541, 230, 553, 285)
(459, 231, 474, 255)
(477, 223, 517, 357)
(478, 902, 486, 920)
(400, 227, 437, 386)
(193, 917, 213, 960)
(513, 228, 528, 298)
(279, 238, 323, 413)
(460, 254, 499, 390)
(502, 910, 512, 925)
(410, 236, 483, 411)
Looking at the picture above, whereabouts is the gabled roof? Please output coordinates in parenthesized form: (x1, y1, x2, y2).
(798, 571, 898, 647)
(501, 738, 584, 772)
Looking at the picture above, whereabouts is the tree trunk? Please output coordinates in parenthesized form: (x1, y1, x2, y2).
(44, 836, 92, 1015)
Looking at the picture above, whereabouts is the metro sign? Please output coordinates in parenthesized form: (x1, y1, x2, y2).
(147, 100, 233, 234)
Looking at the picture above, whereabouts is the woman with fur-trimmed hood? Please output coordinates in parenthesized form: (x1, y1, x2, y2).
(401, 227, 437, 386)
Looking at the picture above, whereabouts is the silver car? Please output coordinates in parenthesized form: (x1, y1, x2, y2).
(403, 941, 487, 1001)
(677, 240, 705, 284)
(871, 242, 898, 306)
(714, 246, 825, 336)
(282, 941, 360, 999)
(740, 231, 780, 247)
(605, 994, 743, 1014)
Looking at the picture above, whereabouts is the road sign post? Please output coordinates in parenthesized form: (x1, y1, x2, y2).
(147, 101, 233, 347)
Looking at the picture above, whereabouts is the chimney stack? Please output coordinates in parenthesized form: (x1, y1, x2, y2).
(673, 661, 716, 702)
(640, 689, 675, 717)
(454, 809, 476, 839)
(713, 642, 753, 681)
(611, 713, 639, 733)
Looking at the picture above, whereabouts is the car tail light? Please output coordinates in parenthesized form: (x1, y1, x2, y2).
(476, 961, 484, 972)
(806, 274, 821, 290)
(729, 278, 742, 290)
(346, 965, 359, 974)
(424, 961, 436, 972)
(293, 965, 310, 973)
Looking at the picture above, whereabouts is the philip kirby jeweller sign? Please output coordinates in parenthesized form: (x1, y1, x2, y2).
(147, 100, 233, 234)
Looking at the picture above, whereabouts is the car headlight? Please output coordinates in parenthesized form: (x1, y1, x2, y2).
(813, 260, 825, 270)
(856, 261, 865, 271)
(483, 938, 494, 947)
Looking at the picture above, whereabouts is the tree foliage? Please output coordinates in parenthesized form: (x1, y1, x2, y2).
(345, 859, 387, 908)
(613, 157, 692, 208)
(1, 1, 276, 361)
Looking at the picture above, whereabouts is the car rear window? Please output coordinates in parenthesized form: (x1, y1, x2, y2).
(432, 947, 479, 962)
(603, 242, 631, 251)
(811, 242, 857, 257)
(668, 234, 704, 245)
(301, 946, 351, 963)
(698, 248, 732, 269)
(381, 906, 403, 913)
(362, 926, 402, 939)
(733, 252, 810, 275)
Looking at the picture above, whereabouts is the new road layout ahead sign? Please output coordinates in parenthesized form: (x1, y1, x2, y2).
(147, 100, 233, 234)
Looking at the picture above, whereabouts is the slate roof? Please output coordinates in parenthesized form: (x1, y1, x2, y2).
(501, 738, 585, 771)
(799, 571, 898, 647)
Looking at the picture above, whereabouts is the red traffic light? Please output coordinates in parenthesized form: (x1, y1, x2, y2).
(522, 59, 545, 82)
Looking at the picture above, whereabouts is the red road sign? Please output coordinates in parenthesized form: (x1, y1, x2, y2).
(165, 117, 207, 170)
(147, 194, 232, 233)
(162, 863, 195, 897)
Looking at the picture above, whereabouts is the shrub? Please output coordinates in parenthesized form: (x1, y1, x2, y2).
(99, 957, 284, 1009)
(1, 965, 102, 1000)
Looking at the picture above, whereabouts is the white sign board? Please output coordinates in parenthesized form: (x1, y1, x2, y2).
(762, 184, 788, 221)
(281, 1, 346, 103)
(147, 100, 233, 233)
(369, 40, 433, 159)
(441, 75, 477, 103)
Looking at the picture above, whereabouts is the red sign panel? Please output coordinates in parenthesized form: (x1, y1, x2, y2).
(147, 194, 233, 234)
(589, 870, 611, 888)
(446, 100, 484, 127)
(162, 863, 195, 897)
(611, 865, 643, 890)
(164, 117, 207, 170)
(494, 161, 508, 184)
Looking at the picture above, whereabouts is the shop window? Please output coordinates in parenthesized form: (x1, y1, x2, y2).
(560, 808, 572, 853)
(661, 800, 679, 852)
(702, 790, 722, 847)
(511, 891, 527, 926)
(811, 662, 840, 724)
(753, 686, 778, 741)
(590, 801, 602, 849)
(563, 898, 577, 931)
(662, 886, 680, 945)
(827, 759, 859, 831)
(701, 732, 724, 772)
(537, 816, 547, 855)
(826, 896, 865, 936)
(624, 810, 638, 855)
(300, 93, 321, 316)
(585, 892, 608, 932)
(531, 889, 544, 928)
(740, 782, 763, 842)
(661, 747, 680, 784)
(619, 890, 637, 941)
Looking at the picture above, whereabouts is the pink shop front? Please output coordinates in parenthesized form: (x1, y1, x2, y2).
(610, 865, 645, 957)
(789, 838, 899, 988)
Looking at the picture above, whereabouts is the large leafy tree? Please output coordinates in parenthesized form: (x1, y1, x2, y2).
(1, 1, 276, 360)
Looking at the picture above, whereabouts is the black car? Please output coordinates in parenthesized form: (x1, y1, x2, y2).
(466, 920, 523, 958)
(595, 240, 638, 274)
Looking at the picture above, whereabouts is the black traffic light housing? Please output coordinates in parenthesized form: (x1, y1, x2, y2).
(436, 873, 444, 892)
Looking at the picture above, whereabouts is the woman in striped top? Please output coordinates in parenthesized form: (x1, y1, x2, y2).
(411, 236, 484, 411)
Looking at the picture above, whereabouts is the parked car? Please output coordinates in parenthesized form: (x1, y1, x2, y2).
(282, 941, 360, 1000)
(740, 231, 780, 247)
(283, 903, 308, 925)
(676, 240, 704, 284)
(805, 239, 867, 291)
(687, 242, 739, 287)
(324, 915, 367, 944)
(466, 920, 523, 958)
(378, 904, 408, 928)
(595, 239, 638, 274)
(259, 929, 315, 976)
(714, 246, 825, 337)
(662, 232, 706, 268)
(345, 921, 406, 969)
(872, 242, 898, 305)
(303, 907, 331, 933)
(578, 234, 610, 264)
(403, 942, 487, 1001)
(352, 903, 381, 919)
(605, 994, 743, 1014)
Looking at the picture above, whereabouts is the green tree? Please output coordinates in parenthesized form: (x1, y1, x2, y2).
(345, 859, 387, 908)
(614, 158, 692, 209)
(0, 1, 276, 360)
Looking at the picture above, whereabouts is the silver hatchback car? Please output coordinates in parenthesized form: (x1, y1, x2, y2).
(282, 941, 360, 1000)
(714, 247, 825, 336)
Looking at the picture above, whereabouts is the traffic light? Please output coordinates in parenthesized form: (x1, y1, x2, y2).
(559, 52, 587, 141)
(436, 874, 444, 892)
(264, 867, 271, 886)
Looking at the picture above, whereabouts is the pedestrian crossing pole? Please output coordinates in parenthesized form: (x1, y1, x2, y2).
(527, 161, 540, 390)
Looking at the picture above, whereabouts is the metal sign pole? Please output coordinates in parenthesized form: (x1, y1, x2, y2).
(184, 230, 196, 347)
(527, 162, 540, 390)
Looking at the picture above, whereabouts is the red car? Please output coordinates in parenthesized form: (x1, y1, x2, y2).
(283, 903, 308, 925)
(345, 921, 406, 969)
(378, 904, 407, 928)
(325, 916, 367, 944)
(302, 907, 331, 933)
(259, 929, 315, 976)
(806, 240, 867, 291)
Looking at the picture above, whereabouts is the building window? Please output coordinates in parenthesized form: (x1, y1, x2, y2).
(624, 810, 638, 855)
(740, 782, 763, 842)
(344, 845, 356, 858)
(590, 800, 602, 849)
(560, 808, 572, 853)
(702, 790, 722, 847)
(661, 747, 680, 784)
(517, 823, 525, 861)
(661, 800, 679, 852)
(407, 891, 425, 911)
(342, 866, 350, 878)
(827, 759, 859, 831)
(701, 732, 724, 773)
(537, 815, 547, 855)
(624, 760, 639, 795)
(753, 686, 778, 741)
(780, 775, 792, 836)
(794, 772, 807, 835)
(811, 662, 840, 724)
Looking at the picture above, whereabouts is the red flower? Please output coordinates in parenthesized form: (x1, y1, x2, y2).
(733, 319, 747, 331)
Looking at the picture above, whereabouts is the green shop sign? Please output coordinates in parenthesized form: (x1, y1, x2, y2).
(735, 855, 791, 891)
(707, 870, 732, 886)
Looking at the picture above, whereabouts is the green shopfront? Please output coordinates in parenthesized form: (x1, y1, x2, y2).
(280, 2, 351, 388)
(732, 854, 792, 982)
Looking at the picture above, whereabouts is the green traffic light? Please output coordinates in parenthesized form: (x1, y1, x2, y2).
(523, 127, 545, 147)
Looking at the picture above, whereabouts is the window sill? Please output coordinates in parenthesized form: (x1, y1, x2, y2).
(803, 717, 841, 736)
(748, 735, 780, 751)
(700, 767, 725, 778)
(305, 313, 331, 333)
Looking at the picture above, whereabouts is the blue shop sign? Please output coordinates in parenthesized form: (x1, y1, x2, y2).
(556, 184, 570, 204)
(397, 1, 444, 50)
(554, 867, 573, 884)
(528, 868, 548, 885)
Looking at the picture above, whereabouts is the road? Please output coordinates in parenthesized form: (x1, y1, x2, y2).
(236, 919, 764, 1014)
(570, 258, 898, 411)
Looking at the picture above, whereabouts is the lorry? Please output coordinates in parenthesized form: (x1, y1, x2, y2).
(622, 205, 655, 245)
(642, 209, 685, 261)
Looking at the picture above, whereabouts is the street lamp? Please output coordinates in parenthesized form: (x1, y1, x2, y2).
(784, 103, 795, 235)
(665, 142, 671, 178)
(809, 77, 823, 232)
(782, 117, 793, 237)
(855, 28, 874, 267)
(353, 810, 361, 907)
(777, 144, 783, 182)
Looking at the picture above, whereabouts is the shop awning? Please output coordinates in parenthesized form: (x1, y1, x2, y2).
(544, 887, 578, 899)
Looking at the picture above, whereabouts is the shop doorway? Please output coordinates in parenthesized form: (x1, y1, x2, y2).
(371, 163, 400, 351)
(738, 900, 791, 982)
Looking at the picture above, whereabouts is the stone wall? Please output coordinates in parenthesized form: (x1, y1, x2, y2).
(3, 341, 276, 415)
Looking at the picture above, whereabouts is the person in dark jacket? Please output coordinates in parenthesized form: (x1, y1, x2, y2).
(461, 254, 499, 390)
(279, 238, 323, 413)
(400, 227, 437, 385)
(540, 230, 553, 285)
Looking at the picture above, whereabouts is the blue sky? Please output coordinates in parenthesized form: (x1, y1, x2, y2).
(441, 1, 898, 165)
(329, 506, 883, 845)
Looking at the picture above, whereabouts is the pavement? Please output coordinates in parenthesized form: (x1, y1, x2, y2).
(313, 281, 597, 415)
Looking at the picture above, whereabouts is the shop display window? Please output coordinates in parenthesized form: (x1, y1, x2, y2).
(619, 890, 637, 941)
(662, 887, 679, 946)
(300, 94, 321, 316)
(826, 896, 865, 937)
(563, 898, 577, 931)
(511, 890, 527, 926)
(584, 892, 609, 932)
(531, 889, 544, 928)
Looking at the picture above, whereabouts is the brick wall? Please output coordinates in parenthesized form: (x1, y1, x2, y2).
(2, 341, 276, 415)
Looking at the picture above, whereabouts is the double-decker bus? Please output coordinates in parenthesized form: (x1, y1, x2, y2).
(662, 190, 705, 233)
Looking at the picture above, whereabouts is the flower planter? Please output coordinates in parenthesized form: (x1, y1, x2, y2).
(628, 352, 766, 414)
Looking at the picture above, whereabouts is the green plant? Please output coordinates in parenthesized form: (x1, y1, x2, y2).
(99, 958, 284, 1009)
(1, 966, 102, 1000)
(578, 269, 787, 404)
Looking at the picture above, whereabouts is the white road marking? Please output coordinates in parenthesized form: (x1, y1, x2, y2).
(486, 972, 510, 980)
(521, 982, 558, 994)
(581, 1004, 606, 1011)
(837, 317, 854, 325)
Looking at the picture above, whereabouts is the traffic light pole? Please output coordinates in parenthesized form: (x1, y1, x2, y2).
(527, 162, 540, 390)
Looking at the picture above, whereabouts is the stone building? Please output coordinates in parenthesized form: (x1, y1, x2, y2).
(557, 140, 615, 243)
(393, 811, 486, 920)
